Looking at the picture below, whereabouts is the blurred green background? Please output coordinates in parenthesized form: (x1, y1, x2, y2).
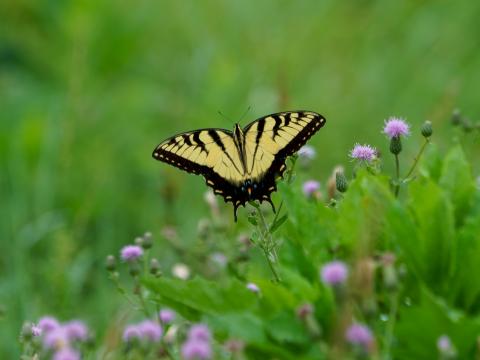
(1, 0, 479, 357)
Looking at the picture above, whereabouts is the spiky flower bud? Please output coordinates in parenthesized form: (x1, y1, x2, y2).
(134, 236, 144, 247)
(451, 109, 461, 126)
(421, 120, 433, 138)
(335, 172, 348, 193)
(129, 262, 141, 277)
(389, 136, 402, 155)
(105, 255, 116, 272)
(142, 232, 153, 249)
(150, 258, 161, 276)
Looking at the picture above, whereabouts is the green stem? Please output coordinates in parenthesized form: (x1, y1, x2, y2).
(404, 138, 430, 179)
(384, 292, 399, 360)
(256, 206, 281, 282)
(134, 277, 150, 317)
(394, 154, 400, 197)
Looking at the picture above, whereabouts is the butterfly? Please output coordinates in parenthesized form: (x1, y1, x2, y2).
(152, 111, 326, 221)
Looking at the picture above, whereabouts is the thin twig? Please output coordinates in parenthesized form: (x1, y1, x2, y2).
(404, 138, 430, 179)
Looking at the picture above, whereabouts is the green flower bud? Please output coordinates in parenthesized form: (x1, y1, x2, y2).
(150, 258, 161, 276)
(142, 232, 153, 250)
(421, 120, 433, 138)
(134, 236, 144, 247)
(389, 136, 402, 155)
(129, 262, 141, 277)
(105, 255, 116, 272)
(451, 108, 461, 126)
(335, 172, 348, 193)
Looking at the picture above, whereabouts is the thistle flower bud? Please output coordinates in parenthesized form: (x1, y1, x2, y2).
(389, 136, 402, 155)
(451, 109, 461, 126)
(335, 172, 348, 193)
(105, 255, 116, 272)
(134, 236, 144, 247)
(142, 232, 153, 249)
(421, 120, 433, 138)
(129, 261, 141, 277)
(150, 258, 161, 276)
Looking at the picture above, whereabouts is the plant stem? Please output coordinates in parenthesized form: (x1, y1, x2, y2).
(255, 206, 281, 282)
(404, 138, 430, 179)
(394, 154, 400, 197)
(384, 291, 399, 360)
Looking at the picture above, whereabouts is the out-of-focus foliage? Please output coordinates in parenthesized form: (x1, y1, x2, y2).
(2, 0, 480, 358)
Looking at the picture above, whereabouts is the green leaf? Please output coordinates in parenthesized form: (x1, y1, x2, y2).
(265, 311, 309, 345)
(143, 276, 257, 317)
(270, 214, 288, 234)
(336, 171, 394, 254)
(407, 179, 455, 295)
(395, 288, 480, 359)
(439, 145, 476, 227)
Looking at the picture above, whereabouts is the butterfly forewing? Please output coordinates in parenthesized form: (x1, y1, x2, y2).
(243, 111, 326, 183)
(152, 129, 244, 188)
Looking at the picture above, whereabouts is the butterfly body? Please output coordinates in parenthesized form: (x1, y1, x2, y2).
(153, 111, 326, 221)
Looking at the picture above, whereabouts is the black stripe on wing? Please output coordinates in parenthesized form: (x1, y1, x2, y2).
(245, 111, 326, 199)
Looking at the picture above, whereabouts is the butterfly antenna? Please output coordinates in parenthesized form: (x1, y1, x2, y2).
(217, 110, 231, 123)
(239, 106, 252, 124)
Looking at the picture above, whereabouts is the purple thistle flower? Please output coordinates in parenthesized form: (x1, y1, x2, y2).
(138, 320, 162, 342)
(298, 145, 316, 160)
(38, 316, 60, 333)
(122, 324, 142, 342)
(43, 327, 69, 350)
(321, 261, 348, 285)
(53, 347, 80, 360)
(302, 180, 320, 197)
(31, 324, 42, 337)
(188, 324, 211, 342)
(346, 323, 373, 348)
(383, 117, 410, 139)
(437, 335, 454, 352)
(181, 338, 212, 360)
(159, 309, 176, 324)
(64, 320, 88, 342)
(246, 282, 260, 293)
(350, 144, 376, 162)
(120, 245, 144, 262)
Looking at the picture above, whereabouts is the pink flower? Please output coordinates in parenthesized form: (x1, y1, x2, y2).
(138, 320, 162, 342)
(38, 316, 60, 333)
(43, 327, 69, 350)
(64, 320, 88, 341)
(122, 324, 142, 342)
(350, 144, 376, 162)
(302, 180, 320, 197)
(298, 145, 316, 160)
(383, 117, 410, 139)
(120, 245, 144, 262)
(246, 282, 260, 293)
(321, 261, 348, 285)
(181, 338, 212, 360)
(188, 324, 211, 342)
(346, 323, 373, 348)
(53, 347, 80, 360)
(31, 324, 42, 337)
(159, 309, 176, 324)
